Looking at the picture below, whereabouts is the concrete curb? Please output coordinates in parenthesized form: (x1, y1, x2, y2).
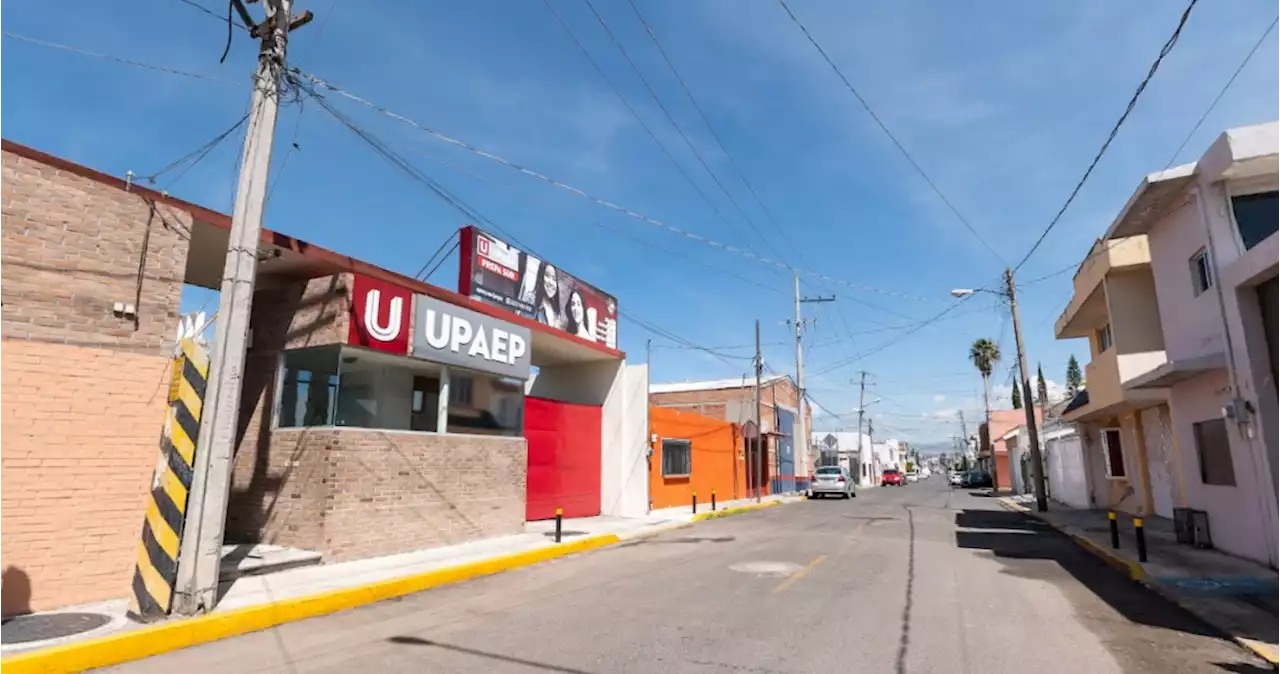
(5, 497, 798, 673)
(997, 498, 1278, 665)
(2, 534, 620, 674)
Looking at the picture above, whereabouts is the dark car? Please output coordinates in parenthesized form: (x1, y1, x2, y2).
(961, 470, 993, 488)
(881, 469, 904, 487)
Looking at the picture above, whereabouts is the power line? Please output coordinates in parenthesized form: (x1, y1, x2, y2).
(774, 0, 1007, 265)
(173, 0, 248, 29)
(1163, 15, 1277, 170)
(144, 112, 250, 188)
(623, 0, 801, 266)
(1013, 0, 1200, 272)
(539, 0, 772, 261)
(289, 67, 940, 303)
(3, 31, 243, 85)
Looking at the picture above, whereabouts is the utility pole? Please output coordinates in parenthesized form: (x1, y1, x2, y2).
(1006, 268, 1048, 512)
(173, 0, 311, 616)
(957, 410, 968, 445)
(754, 319, 763, 503)
(793, 274, 833, 493)
(856, 371, 867, 485)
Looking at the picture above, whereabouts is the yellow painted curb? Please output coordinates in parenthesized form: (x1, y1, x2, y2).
(1237, 637, 1280, 665)
(3, 533, 621, 674)
(691, 499, 783, 522)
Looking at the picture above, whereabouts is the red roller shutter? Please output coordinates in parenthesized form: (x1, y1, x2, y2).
(524, 396, 602, 520)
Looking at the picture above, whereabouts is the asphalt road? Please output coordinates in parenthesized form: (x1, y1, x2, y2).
(104, 478, 1271, 674)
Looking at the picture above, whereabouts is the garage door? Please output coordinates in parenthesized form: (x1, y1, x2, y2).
(525, 396, 602, 521)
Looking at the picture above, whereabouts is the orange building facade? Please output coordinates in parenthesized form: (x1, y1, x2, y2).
(648, 406, 745, 510)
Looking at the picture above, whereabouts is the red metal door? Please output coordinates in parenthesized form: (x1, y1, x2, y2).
(524, 396, 602, 520)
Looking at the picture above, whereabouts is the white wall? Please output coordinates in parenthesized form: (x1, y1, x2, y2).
(1046, 431, 1091, 509)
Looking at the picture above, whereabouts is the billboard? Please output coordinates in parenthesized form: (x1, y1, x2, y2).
(458, 226, 618, 350)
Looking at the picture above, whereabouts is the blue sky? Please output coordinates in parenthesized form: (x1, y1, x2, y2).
(4, 0, 1276, 447)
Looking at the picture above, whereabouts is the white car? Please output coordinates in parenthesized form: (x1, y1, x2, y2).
(948, 471, 964, 486)
(905, 471, 919, 484)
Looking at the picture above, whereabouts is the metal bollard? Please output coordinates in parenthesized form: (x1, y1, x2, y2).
(1135, 517, 1148, 563)
(1108, 511, 1120, 549)
(712, 489, 717, 511)
(555, 507, 563, 544)
(692, 491, 697, 515)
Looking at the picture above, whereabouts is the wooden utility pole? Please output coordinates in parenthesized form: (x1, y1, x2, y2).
(1006, 268, 1048, 512)
(754, 319, 763, 503)
(173, 0, 310, 616)
(792, 274, 833, 492)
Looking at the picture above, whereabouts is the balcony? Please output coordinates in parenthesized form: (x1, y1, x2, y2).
(1064, 348, 1168, 423)
(1055, 236, 1151, 339)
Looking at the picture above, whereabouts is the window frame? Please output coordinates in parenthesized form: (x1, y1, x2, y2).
(1096, 323, 1114, 353)
(1193, 417, 1236, 487)
(660, 438, 692, 478)
(1228, 189, 1279, 252)
(1189, 247, 1213, 296)
(1100, 427, 1126, 479)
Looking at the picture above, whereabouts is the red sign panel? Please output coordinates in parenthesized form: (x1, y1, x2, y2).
(458, 226, 618, 349)
(348, 274, 412, 355)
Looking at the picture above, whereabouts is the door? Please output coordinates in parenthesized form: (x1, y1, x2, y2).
(774, 407, 797, 493)
(524, 396, 602, 521)
(1142, 407, 1176, 518)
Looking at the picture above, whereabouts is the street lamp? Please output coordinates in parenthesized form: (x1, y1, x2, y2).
(951, 270, 1048, 512)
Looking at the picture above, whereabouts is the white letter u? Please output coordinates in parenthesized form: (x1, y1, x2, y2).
(364, 289, 402, 342)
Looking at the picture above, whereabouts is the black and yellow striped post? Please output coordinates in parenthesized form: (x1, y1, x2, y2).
(1108, 511, 1120, 550)
(711, 489, 717, 512)
(554, 508, 563, 543)
(128, 338, 208, 623)
(691, 490, 697, 515)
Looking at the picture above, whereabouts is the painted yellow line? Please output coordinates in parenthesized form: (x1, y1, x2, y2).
(3, 534, 621, 674)
(773, 555, 827, 594)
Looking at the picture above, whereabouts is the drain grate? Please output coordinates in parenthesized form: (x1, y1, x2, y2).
(1, 612, 112, 644)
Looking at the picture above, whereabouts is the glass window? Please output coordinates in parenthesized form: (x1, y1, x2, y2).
(1189, 248, 1213, 296)
(277, 346, 341, 427)
(1231, 191, 1278, 251)
(445, 369, 524, 437)
(661, 439, 691, 477)
(1193, 418, 1235, 486)
(1097, 324, 1113, 352)
(1101, 428, 1125, 478)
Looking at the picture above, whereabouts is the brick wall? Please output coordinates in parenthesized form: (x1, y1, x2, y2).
(1, 149, 189, 614)
(226, 274, 527, 559)
(228, 428, 527, 560)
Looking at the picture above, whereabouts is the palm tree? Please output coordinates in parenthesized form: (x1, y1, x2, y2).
(969, 338, 1001, 488)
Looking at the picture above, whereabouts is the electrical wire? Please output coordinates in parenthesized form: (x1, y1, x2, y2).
(1013, 0, 1200, 272)
(288, 67, 939, 303)
(144, 112, 250, 188)
(1163, 16, 1277, 170)
(625, 0, 803, 268)
(582, 0, 793, 269)
(540, 0, 771, 263)
(775, 0, 1007, 265)
(3, 31, 243, 85)
(173, 0, 248, 29)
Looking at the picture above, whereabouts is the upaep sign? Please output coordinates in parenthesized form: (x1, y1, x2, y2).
(411, 293, 531, 380)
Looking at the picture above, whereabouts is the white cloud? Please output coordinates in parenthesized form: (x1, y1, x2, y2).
(933, 394, 947, 402)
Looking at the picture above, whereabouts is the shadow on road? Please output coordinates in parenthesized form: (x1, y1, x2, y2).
(895, 507, 916, 674)
(388, 635, 595, 673)
(954, 509, 1226, 640)
(1213, 662, 1277, 674)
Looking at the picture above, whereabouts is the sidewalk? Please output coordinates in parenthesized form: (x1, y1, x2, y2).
(1001, 495, 1278, 665)
(1, 494, 798, 672)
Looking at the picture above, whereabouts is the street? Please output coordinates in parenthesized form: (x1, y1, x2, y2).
(103, 478, 1269, 674)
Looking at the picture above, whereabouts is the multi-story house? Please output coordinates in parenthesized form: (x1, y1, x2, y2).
(1055, 121, 1277, 566)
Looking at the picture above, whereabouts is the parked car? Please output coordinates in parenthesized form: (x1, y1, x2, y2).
(948, 471, 964, 486)
(961, 470, 993, 488)
(905, 470, 920, 484)
(881, 469, 904, 486)
(808, 466, 856, 499)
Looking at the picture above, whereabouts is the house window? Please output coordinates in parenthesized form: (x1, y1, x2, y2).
(1230, 191, 1278, 251)
(1189, 248, 1213, 296)
(1193, 418, 1236, 486)
(277, 346, 341, 427)
(1097, 324, 1114, 353)
(449, 375, 474, 406)
(661, 439, 692, 478)
(1101, 428, 1126, 478)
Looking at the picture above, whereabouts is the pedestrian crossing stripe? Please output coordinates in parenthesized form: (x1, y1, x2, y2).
(128, 338, 209, 622)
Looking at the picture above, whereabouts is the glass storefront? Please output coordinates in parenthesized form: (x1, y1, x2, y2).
(276, 345, 524, 437)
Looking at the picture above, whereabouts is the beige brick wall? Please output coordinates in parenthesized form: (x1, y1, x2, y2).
(1, 149, 189, 614)
(228, 429, 527, 560)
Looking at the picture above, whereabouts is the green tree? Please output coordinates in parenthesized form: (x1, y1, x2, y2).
(1012, 382, 1023, 409)
(1066, 355, 1083, 396)
(1037, 363, 1049, 406)
(969, 338, 1002, 487)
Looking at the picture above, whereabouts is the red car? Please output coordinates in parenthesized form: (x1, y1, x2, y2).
(881, 469, 904, 486)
